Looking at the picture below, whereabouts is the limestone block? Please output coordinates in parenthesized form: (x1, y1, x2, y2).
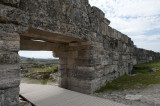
(0, 4, 29, 26)
(101, 57, 109, 65)
(113, 61, 118, 65)
(0, 64, 20, 89)
(58, 58, 67, 65)
(101, 22, 107, 36)
(0, 64, 20, 79)
(106, 73, 115, 82)
(68, 51, 78, 58)
(90, 6, 105, 19)
(94, 68, 105, 78)
(0, 87, 19, 106)
(122, 43, 127, 51)
(78, 50, 90, 59)
(0, 78, 20, 89)
(104, 66, 112, 75)
(0, 31, 20, 41)
(68, 68, 95, 80)
(113, 29, 118, 39)
(77, 66, 95, 71)
(0, 23, 28, 33)
(111, 65, 118, 73)
(67, 78, 92, 93)
(1, 0, 20, 7)
(75, 59, 90, 66)
(0, 41, 20, 51)
(90, 57, 101, 65)
(114, 71, 120, 78)
(116, 41, 122, 52)
(91, 77, 107, 91)
(103, 18, 110, 25)
(121, 34, 126, 42)
(0, 52, 19, 64)
(117, 31, 122, 40)
(124, 36, 129, 44)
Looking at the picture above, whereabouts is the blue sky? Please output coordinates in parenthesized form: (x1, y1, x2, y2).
(19, 0, 160, 58)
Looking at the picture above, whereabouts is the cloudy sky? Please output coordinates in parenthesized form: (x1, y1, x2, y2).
(19, 0, 160, 58)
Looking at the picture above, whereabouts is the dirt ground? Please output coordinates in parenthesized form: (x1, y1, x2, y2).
(92, 84, 160, 106)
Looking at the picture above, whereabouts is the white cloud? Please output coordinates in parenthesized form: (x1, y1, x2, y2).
(110, 16, 160, 35)
(89, 0, 160, 17)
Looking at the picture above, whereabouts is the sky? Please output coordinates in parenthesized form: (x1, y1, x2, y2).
(19, 0, 160, 58)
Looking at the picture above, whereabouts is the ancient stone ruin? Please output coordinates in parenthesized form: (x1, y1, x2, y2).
(0, 0, 160, 105)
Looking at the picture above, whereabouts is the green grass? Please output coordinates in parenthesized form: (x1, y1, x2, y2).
(96, 59, 160, 93)
(134, 59, 160, 70)
(28, 65, 58, 73)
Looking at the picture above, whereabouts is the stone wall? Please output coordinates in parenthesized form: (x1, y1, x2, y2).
(0, 0, 160, 105)
(0, 32, 20, 106)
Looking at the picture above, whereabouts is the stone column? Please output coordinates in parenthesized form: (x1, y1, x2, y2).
(0, 31, 20, 106)
(55, 41, 108, 94)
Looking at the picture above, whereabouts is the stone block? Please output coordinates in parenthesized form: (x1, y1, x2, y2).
(0, 41, 20, 51)
(75, 59, 90, 66)
(111, 65, 118, 73)
(101, 57, 109, 65)
(1, 0, 20, 7)
(101, 22, 107, 36)
(90, 6, 105, 19)
(0, 31, 20, 41)
(68, 68, 95, 80)
(67, 78, 92, 93)
(104, 66, 111, 75)
(68, 51, 78, 58)
(0, 78, 20, 89)
(0, 4, 29, 26)
(0, 64, 20, 89)
(0, 87, 19, 106)
(0, 52, 19, 64)
(113, 61, 118, 65)
(78, 50, 90, 59)
(0, 64, 20, 79)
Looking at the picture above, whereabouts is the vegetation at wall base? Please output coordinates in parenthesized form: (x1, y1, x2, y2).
(96, 59, 160, 93)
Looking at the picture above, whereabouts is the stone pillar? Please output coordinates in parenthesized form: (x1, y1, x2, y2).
(0, 31, 20, 106)
(55, 41, 108, 94)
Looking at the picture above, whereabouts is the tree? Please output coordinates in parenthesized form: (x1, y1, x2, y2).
(26, 58, 35, 63)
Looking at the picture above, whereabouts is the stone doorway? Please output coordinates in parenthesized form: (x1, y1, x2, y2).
(20, 28, 99, 94)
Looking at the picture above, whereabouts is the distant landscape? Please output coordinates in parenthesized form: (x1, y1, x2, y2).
(20, 56, 59, 61)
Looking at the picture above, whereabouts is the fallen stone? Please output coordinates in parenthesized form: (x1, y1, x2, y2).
(125, 94, 142, 101)
(149, 68, 159, 72)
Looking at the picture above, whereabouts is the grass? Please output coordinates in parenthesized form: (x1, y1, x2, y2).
(28, 65, 58, 73)
(96, 59, 160, 93)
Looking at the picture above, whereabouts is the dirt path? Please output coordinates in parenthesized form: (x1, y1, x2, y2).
(92, 84, 160, 106)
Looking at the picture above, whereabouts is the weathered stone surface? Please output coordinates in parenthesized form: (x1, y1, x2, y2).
(0, 64, 20, 79)
(0, 52, 19, 64)
(0, 78, 20, 89)
(0, 41, 20, 51)
(0, 31, 20, 40)
(0, 87, 19, 106)
(0, 0, 20, 7)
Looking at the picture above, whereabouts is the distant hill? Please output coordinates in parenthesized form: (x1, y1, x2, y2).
(20, 56, 58, 61)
